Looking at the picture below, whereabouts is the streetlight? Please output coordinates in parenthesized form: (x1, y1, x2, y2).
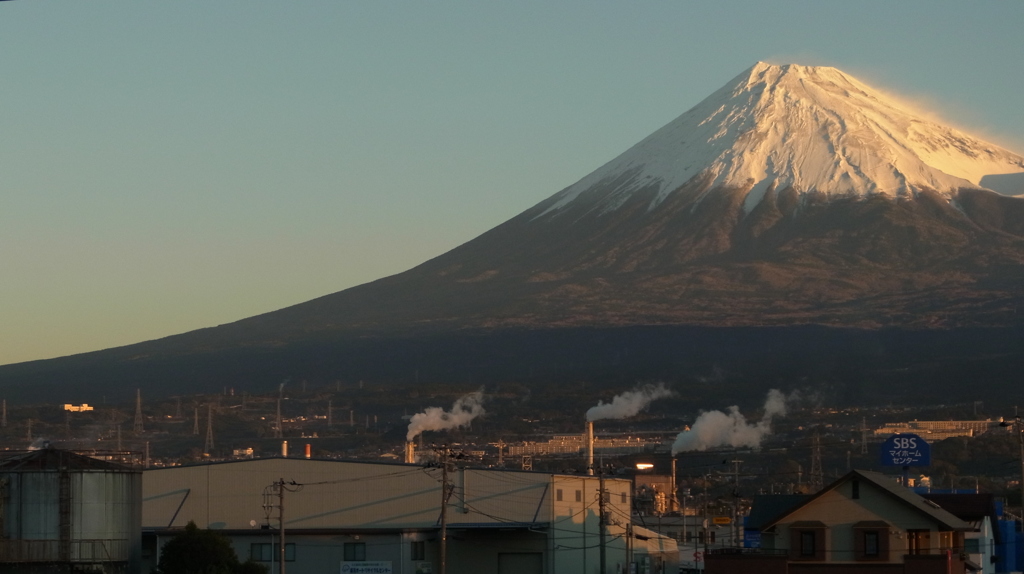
(1000, 415, 1024, 525)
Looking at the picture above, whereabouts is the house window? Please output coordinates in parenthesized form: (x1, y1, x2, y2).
(800, 531, 816, 557)
(964, 538, 980, 554)
(789, 524, 825, 561)
(864, 531, 879, 557)
(250, 543, 295, 562)
(853, 522, 889, 561)
(937, 531, 957, 552)
(698, 530, 717, 544)
(908, 530, 931, 555)
(411, 541, 425, 561)
(575, 490, 582, 502)
(344, 542, 366, 561)
(556, 489, 563, 502)
(621, 493, 627, 504)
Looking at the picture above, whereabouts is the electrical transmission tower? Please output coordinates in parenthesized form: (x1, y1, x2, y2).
(204, 404, 215, 454)
(133, 389, 144, 435)
(861, 417, 868, 455)
(810, 431, 824, 491)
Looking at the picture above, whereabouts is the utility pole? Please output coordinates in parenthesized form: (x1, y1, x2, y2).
(598, 470, 607, 574)
(433, 446, 461, 574)
(264, 479, 301, 574)
(440, 451, 450, 574)
(1001, 416, 1024, 523)
(1018, 417, 1023, 524)
(733, 458, 741, 548)
(703, 470, 709, 559)
(279, 479, 286, 574)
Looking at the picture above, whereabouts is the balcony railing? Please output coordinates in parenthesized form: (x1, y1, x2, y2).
(706, 548, 789, 556)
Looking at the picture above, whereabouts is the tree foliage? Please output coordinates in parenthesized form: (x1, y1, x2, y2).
(157, 521, 267, 574)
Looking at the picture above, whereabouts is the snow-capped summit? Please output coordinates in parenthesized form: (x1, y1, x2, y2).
(541, 62, 1024, 216)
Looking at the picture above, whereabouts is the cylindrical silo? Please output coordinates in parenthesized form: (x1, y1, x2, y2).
(0, 447, 142, 574)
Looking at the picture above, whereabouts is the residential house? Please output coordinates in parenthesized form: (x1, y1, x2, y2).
(707, 470, 977, 574)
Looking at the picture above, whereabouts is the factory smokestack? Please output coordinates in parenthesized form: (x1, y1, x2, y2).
(305, 443, 311, 459)
(405, 442, 416, 464)
(587, 421, 594, 476)
(282, 440, 288, 458)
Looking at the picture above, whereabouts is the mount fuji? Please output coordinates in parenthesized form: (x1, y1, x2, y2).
(4, 62, 1024, 402)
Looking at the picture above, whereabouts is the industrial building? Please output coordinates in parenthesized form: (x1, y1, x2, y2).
(0, 448, 142, 574)
(141, 456, 678, 574)
(873, 420, 1001, 440)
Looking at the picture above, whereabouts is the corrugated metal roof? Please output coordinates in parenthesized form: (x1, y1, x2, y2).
(143, 458, 632, 534)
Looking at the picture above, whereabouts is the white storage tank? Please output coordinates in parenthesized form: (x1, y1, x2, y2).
(0, 447, 142, 573)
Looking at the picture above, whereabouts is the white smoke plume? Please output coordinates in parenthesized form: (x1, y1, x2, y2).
(586, 383, 673, 422)
(671, 389, 794, 454)
(406, 390, 485, 441)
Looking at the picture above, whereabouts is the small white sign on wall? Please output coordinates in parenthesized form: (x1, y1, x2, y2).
(341, 562, 393, 574)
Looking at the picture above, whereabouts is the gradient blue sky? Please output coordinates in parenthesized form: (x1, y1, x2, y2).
(2, 1, 1022, 365)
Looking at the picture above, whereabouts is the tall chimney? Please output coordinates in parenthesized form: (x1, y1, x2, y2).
(282, 440, 288, 458)
(405, 441, 416, 464)
(305, 443, 311, 459)
(587, 421, 595, 476)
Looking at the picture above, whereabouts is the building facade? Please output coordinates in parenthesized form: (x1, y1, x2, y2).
(142, 457, 676, 574)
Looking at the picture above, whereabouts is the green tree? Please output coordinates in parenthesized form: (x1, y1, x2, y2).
(157, 521, 267, 574)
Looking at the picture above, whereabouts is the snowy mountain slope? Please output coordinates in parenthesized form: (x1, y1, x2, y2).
(540, 62, 1024, 217)
(4, 59, 1024, 400)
